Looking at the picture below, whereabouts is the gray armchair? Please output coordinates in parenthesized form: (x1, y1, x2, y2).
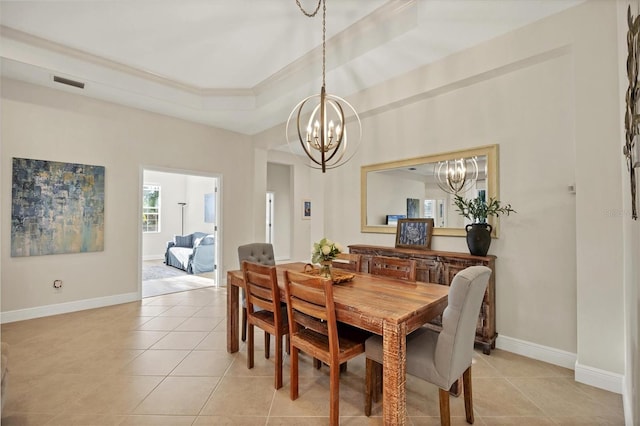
(364, 265, 491, 425)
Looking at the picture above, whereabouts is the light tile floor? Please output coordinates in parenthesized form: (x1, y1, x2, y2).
(142, 260, 215, 298)
(0, 286, 625, 425)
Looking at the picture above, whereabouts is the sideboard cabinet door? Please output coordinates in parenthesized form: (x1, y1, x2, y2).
(349, 244, 497, 354)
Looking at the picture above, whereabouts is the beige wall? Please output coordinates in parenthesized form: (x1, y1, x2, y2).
(1, 79, 254, 315)
(618, 0, 640, 422)
(329, 43, 580, 352)
(256, 0, 627, 397)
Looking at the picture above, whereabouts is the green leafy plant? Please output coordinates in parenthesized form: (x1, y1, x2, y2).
(453, 195, 516, 223)
(311, 238, 343, 264)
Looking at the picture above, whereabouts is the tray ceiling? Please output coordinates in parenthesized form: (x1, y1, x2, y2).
(0, 0, 584, 135)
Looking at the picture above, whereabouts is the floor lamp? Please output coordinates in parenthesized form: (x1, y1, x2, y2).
(178, 202, 186, 235)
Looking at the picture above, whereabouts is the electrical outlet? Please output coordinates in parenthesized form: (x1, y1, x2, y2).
(53, 280, 63, 289)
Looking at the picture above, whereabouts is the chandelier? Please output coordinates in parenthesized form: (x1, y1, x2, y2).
(286, 0, 362, 173)
(434, 157, 479, 195)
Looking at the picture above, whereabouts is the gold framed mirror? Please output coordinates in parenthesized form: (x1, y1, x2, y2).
(361, 144, 499, 237)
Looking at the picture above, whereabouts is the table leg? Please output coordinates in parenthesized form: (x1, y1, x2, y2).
(382, 320, 407, 426)
(227, 279, 239, 353)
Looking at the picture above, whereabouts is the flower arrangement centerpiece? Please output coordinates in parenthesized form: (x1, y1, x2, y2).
(311, 238, 343, 278)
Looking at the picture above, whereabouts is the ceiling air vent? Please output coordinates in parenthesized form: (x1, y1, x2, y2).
(53, 76, 85, 89)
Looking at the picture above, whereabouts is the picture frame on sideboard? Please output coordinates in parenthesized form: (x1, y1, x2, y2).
(395, 218, 434, 250)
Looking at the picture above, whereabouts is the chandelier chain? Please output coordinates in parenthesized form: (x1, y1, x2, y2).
(287, 0, 361, 172)
(295, 0, 326, 87)
(295, 0, 321, 17)
(322, 0, 326, 87)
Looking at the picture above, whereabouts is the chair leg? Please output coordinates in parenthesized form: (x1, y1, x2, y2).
(286, 334, 291, 355)
(463, 366, 474, 424)
(241, 307, 247, 342)
(265, 332, 270, 359)
(247, 324, 254, 369)
(274, 334, 283, 389)
(313, 357, 322, 369)
(374, 361, 382, 402)
(329, 361, 340, 426)
(438, 388, 451, 426)
(290, 347, 299, 400)
(365, 358, 374, 416)
(449, 378, 461, 397)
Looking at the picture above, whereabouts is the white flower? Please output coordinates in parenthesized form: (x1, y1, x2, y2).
(311, 237, 343, 264)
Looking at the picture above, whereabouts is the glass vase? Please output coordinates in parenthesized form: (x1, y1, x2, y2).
(320, 260, 333, 279)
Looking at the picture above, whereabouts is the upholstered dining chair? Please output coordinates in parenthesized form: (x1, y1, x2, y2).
(283, 270, 369, 426)
(242, 260, 289, 389)
(237, 243, 275, 343)
(364, 265, 491, 425)
(370, 255, 417, 282)
(331, 253, 362, 272)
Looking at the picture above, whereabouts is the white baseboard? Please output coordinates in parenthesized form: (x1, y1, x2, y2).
(143, 255, 164, 261)
(0, 292, 139, 324)
(575, 362, 624, 394)
(496, 334, 577, 369)
(496, 335, 623, 395)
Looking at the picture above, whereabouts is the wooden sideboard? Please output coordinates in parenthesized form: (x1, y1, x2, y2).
(349, 244, 497, 354)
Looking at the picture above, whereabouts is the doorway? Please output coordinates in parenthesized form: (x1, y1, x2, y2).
(141, 168, 221, 298)
(267, 163, 292, 260)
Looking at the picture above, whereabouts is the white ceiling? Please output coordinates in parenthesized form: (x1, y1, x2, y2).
(0, 0, 584, 136)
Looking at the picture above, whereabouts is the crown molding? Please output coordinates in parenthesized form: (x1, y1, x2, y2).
(0, 25, 254, 97)
(253, 0, 417, 99)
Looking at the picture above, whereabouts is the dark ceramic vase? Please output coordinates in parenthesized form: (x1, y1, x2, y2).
(465, 223, 493, 256)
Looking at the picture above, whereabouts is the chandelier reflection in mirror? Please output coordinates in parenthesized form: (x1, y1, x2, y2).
(434, 157, 479, 195)
(286, 0, 362, 173)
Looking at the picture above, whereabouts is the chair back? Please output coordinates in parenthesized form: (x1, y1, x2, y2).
(242, 261, 283, 330)
(370, 256, 417, 282)
(238, 243, 275, 266)
(331, 253, 361, 272)
(238, 243, 275, 306)
(283, 271, 338, 361)
(434, 265, 491, 384)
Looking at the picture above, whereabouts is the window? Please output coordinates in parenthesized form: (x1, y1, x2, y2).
(143, 184, 161, 233)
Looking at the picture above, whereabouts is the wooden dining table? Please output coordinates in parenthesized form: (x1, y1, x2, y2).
(226, 262, 449, 426)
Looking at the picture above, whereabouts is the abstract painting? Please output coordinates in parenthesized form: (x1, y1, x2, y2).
(204, 192, 216, 224)
(406, 198, 420, 218)
(11, 158, 105, 257)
